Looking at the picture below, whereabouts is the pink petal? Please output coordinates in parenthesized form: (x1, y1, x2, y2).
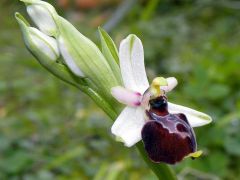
(111, 86, 142, 107)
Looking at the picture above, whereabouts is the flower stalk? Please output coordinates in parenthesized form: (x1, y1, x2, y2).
(137, 143, 177, 180)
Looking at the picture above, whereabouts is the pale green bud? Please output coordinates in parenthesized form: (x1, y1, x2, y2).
(15, 12, 59, 61)
(20, 0, 58, 36)
(15, 12, 79, 87)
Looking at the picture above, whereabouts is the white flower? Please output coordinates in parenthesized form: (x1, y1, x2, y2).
(111, 34, 212, 147)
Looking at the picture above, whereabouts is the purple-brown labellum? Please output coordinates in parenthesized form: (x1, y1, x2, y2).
(141, 96, 197, 164)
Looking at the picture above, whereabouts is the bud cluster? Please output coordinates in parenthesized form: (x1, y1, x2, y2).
(16, 0, 122, 107)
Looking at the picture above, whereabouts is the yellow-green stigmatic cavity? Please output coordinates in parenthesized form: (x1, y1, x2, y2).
(187, 150, 203, 159)
(150, 77, 168, 97)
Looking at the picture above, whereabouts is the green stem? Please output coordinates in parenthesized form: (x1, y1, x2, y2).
(136, 143, 177, 180)
(78, 86, 118, 120)
(41, 62, 118, 120)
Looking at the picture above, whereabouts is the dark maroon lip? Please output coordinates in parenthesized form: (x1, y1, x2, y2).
(141, 95, 197, 164)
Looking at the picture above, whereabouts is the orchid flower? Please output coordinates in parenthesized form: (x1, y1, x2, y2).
(111, 34, 212, 164)
(16, 0, 212, 177)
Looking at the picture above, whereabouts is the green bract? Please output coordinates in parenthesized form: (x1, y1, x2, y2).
(98, 27, 122, 84)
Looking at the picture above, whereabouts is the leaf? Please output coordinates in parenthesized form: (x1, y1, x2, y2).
(93, 161, 125, 180)
(44, 145, 87, 170)
(0, 151, 33, 174)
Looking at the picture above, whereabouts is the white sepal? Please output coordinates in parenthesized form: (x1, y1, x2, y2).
(119, 34, 149, 94)
(168, 102, 212, 127)
(111, 106, 146, 147)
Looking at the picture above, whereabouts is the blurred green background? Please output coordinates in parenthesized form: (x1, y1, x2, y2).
(1, 0, 240, 179)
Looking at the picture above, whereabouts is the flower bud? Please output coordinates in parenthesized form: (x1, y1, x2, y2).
(15, 12, 85, 87)
(20, 0, 58, 36)
(15, 12, 59, 61)
(56, 17, 121, 101)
